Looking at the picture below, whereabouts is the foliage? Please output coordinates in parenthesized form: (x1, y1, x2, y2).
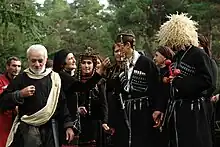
(0, 0, 44, 72)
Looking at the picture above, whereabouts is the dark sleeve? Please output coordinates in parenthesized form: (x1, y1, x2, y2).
(106, 72, 122, 93)
(60, 72, 102, 93)
(173, 51, 213, 98)
(0, 75, 24, 111)
(99, 81, 108, 123)
(63, 105, 74, 129)
(66, 92, 78, 121)
(58, 90, 73, 129)
(158, 79, 170, 112)
(147, 62, 164, 112)
(106, 78, 115, 92)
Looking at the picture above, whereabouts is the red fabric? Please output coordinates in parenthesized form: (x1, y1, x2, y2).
(0, 74, 9, 95)
(0, 74, 13, 147)
(0, 111, 13, 147)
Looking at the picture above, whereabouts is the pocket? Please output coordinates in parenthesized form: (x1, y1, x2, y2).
(131, 82, 148, 92)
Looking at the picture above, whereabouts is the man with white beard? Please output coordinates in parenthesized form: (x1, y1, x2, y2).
(0, 44, 74, 147)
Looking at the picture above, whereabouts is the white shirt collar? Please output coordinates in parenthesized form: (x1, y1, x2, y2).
(127, 50, 140, 68)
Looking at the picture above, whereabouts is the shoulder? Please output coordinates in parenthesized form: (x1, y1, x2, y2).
(13, 73, 26, 81)
(211, 58, 218, 65)
(137, 55, 157, 69)
(190, 46, 209, 57)
(0, 74, 8, 87)
(58, 71, 78, 85)
(138, 55, 154, 64)
(177, 46, 211, 65)
(211, 58, 218, 70)
(0, 74, 7, 81)
(58, 71, 71, 79)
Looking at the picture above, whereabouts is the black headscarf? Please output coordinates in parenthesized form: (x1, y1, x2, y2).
(53, 49, 71, 72)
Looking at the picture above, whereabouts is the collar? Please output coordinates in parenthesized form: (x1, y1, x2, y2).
(24, 68, 52, 79)
(63, 69, 75, 76)
(127, 50, 140, 67)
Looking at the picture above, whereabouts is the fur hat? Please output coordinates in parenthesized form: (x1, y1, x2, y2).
(157, 13, 199, 49)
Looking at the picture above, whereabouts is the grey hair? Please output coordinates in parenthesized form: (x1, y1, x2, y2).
(26, 44, 48, 59)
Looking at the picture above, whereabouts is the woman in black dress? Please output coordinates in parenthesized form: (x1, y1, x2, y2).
(77, 48, 109, 147)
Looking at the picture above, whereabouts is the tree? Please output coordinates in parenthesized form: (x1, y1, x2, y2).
(62, 0, 113, 56)
(186, 1, 220, 58)
(107, 0, 163, 55)
(0, 0, 44, 72)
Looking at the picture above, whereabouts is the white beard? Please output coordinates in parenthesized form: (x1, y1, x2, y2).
(29, 65, 46, 75)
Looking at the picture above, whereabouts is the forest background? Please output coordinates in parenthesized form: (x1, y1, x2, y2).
(0, 0, 220, 89)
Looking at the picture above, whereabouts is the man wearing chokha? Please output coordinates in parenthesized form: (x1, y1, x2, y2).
(157, 13, 214, 147)
(0, 44, 74, 147)
(111, 30, 164, 147)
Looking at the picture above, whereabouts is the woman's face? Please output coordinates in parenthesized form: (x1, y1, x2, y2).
(114, 44, 124, 62)
(96, 59, 102, 70)
(81, 59, 94, 74)
(153, 51, 166, 66)
(64, 53, 76, 71)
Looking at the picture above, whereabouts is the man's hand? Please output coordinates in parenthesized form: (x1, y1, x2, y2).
(66, 128, 74, 143)
(163, 76, 175, 84)
(152, 111, 164, 128)
(96, 57, 111, 75)
(168, 76, 175, 83)
(77, 106, 87, 115)
(211, 94, 219, 103)
(19, 85, 35, 97)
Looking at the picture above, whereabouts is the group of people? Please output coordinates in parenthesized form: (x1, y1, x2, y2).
(0, 13, 219, 147)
